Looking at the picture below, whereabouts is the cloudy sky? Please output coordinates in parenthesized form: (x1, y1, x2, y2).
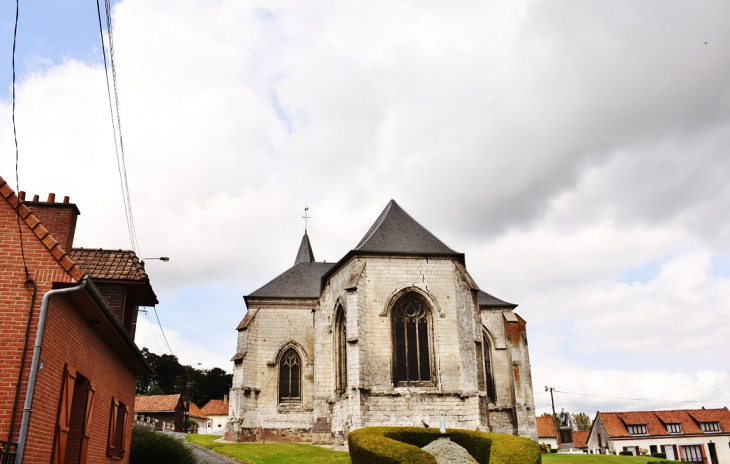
(1, 0, 729, 418)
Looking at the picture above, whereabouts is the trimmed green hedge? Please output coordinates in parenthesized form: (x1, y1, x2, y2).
(348, 426, 540, 464)
(481, 431, 540, 464)
(130, 426, 200, 464)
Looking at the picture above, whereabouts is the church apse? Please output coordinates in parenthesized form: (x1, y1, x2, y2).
(227, 201, 537, 444)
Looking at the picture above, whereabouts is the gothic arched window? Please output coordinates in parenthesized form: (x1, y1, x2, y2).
(392, 293, 433, 385)
(278, 348, 301, 404)
(480, 330, 496, 403)
(335, 306, 347, 395)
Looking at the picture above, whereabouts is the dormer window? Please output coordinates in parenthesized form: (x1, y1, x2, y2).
(627, 424, 648, 435)
(666, 423, 682, 434)
(700, 421, 720, 432)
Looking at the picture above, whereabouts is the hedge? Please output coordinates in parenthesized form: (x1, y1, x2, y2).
(129, 426, 200, 464)
(348, 426, 540, 464)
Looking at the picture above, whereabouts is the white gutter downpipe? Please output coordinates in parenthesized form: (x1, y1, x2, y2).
(15, 278, 87, 464)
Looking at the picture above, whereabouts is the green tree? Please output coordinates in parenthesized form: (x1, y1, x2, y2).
(573, 412, 592, 431)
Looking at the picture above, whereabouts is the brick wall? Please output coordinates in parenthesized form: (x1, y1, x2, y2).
(0, 193, 138, 463)
(22, 199, 79, 252)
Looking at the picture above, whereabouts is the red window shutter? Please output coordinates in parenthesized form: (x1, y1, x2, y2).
(118, 404, 130, 458)
(107, 397, 119, 457)
(52, 364, 77, 464)
(78, 381, 96, 464)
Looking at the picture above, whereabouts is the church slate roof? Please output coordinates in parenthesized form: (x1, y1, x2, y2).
(248, 262, 335, 299)
(355, 200, 459, 255)
(476, 290, 517, 309)
(294, 232, 316, 265)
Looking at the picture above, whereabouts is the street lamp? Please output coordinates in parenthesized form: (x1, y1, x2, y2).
(184, 363, 202, 433)
(141, 257, 170, 266)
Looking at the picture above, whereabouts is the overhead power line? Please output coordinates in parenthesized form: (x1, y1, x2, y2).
(95, 0, 141, 256)
(553, 389, 729, 405)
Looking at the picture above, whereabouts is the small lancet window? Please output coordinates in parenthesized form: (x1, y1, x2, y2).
(278, 348, 301, 403)
(481, 330, 496, 403)
(335, 307, 347, 395)
(392, 293, 432, 384)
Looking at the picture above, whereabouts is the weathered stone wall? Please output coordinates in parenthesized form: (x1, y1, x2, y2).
(314, 256, 492, 435)
(228, 299, 317, 437)
(228, 254, 537, 443)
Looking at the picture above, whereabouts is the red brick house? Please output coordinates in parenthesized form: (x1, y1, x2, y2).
(0, 176, 155, 464)
(587, 408, 730, 463)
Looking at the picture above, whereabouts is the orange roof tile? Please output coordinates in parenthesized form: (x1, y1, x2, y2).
(536, 416, 558, 438)
(135, 394, 182, 412)
(201, 399, 230, 416)
(598, 408, 730, 438)
(572, 430, 589, 448)
(188, 402, 209, 420)
(70, 248, 148, 281)
(0, 175, 84, 281)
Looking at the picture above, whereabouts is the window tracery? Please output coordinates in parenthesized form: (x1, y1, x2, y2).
(392, 293, 432, 385)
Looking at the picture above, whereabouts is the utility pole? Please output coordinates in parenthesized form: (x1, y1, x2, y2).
(185, 366, 192, 433)
(545, 386, 557, 420)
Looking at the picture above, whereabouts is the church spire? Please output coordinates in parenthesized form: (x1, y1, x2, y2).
(295, 207, 315, 265)
(294, 232, 316, 265)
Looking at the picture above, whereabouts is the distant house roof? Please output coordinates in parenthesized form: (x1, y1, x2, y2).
(572, 430, 589, 448)
(201, 399, 229, 416)
(354, 200, 459, 255)
(135, 394, 182, 413)
(596, 408, 730, 438)
(188, 402, 209, 421)
(476, 290, 517, 309)
(536, 416, 558, 439)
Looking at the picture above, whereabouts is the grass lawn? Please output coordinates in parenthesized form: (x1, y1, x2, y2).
(542, 453, 662, 463)
(185, 435, 351, 464)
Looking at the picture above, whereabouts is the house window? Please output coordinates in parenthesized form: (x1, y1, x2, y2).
(392, 293, 433, 385)
(107, 397, 129, 458)
(52, 364, 96, 464)
(335, 306, 347, 395)
(278, 348, 301, 403)
(667, 423, 682, 434)
(682, 445, 704, 462)
(627, 424, 647, 435)
(700, 421, 720, 432)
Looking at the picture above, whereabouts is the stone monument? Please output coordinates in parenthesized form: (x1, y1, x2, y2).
(557, 408, 575, 452)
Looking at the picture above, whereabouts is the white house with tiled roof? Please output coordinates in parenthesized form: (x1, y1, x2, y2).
(227, 200, 537, 444)
(536, 416, 560, 450)
(200, 396, 230, 434)
(587, 408, 730, 463)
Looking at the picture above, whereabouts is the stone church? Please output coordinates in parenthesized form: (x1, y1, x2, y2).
(227, 200, 537, 443)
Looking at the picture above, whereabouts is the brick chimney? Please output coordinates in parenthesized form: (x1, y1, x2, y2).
(22, 192, 81, 251)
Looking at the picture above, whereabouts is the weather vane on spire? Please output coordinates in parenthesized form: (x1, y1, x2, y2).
(302, 207, 310, 233)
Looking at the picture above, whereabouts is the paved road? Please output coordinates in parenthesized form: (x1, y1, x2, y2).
(186, 442, 240, 464)
(163, 432, 240, 464)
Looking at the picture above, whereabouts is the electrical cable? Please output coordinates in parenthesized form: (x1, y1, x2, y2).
(153, 306, 175, 356)
(95, 0, 141, 256)
(103, 0, 141, 255)
(553, 389, 729, 405)
(142, 310, 164, 355)
(11, 0, 30, 283)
